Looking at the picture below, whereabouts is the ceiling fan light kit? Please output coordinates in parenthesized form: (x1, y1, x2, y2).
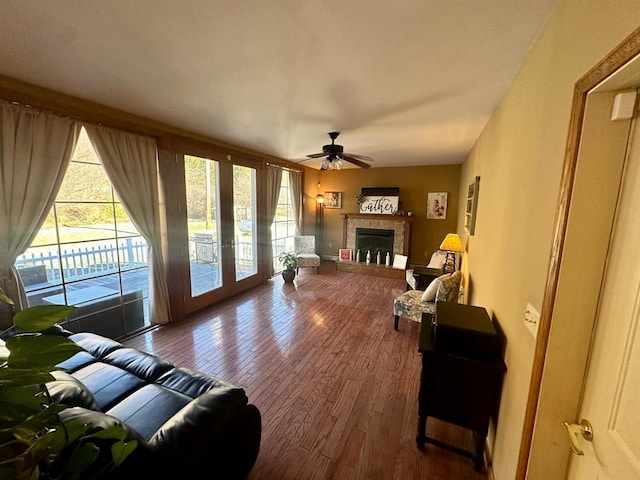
(321, 157, 343, 170)
(306, 132, 374, 170)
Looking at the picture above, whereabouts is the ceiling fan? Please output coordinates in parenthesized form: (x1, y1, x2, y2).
(305, 132, 374, 170)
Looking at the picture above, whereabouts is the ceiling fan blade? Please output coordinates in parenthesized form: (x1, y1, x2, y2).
(341, 154, 372, 169)
(343, 152, 374, 162)
(306, 152, 327, 158)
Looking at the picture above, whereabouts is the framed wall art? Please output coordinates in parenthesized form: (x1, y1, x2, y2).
(427, 192, 448, 219)
(465, 176, 480, 235)
(324, 192, 342, 209)
(338, 248, 352, 261)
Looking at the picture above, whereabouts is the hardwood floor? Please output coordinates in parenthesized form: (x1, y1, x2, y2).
(122, 262, 489, 480)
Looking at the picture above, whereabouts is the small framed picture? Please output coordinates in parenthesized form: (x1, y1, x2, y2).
(465, 176, 480, 235)
(324, 192, 342, 209)
(339, 248, 352, 261)
(427, 192, 448, 219)
(392, 254, 408, 269)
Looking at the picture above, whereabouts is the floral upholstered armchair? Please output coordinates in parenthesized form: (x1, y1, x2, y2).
(393, 270, 462, 330)
(294, 235, 320, 274)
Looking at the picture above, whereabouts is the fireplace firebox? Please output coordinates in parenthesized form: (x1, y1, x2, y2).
(355, 228, 394, 262)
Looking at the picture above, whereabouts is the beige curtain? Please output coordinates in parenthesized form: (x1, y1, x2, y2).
(0, 101, 80, 326)
(84, 124, 171, 326)
(265, 166, 283, 276)
(289, 170, 303, 235)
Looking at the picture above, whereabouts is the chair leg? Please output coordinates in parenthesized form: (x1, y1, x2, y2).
(394, 315, 400, 331)
(316, 266, 320, 274)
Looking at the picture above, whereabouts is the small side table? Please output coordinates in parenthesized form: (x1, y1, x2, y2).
(416, 303, 506, 471)
(406, 264, 442, 290)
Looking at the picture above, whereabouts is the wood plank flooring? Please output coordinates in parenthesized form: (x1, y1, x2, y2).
(122, 262, 489, 480)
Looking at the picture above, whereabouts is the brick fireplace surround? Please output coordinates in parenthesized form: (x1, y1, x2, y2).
(336, 213, 414, 279)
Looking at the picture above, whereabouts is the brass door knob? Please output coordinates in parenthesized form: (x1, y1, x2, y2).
(563, 419, 593, 455)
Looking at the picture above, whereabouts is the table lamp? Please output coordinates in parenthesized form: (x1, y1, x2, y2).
(439, 233, 463, 274)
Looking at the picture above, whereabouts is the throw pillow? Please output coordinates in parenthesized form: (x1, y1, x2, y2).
(426, 250, 447, 269)
(421, 273, 451, 302)
(436, 270, 462, 303)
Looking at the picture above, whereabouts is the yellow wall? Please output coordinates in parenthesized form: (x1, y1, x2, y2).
(456, 1, 640, 478)
(316, 165, 460, 263)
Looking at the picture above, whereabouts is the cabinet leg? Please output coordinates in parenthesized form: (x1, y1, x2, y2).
(416, 415, 427, 449)
(394, 315, 400, 331)
(472, 432, 485, 472)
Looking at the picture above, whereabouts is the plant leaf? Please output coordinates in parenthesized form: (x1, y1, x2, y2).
(88, 425, 127, 442)
(10, 403, 66, 442)
(48, 418, 87, 454)
(60, 441, 100, 479)
(0, 288, 14, 307)
(111, 439, 138, 466)
(0, 369, 55, 387)
(6, 335, 83, 370)
(0, 385, 46, 425)
(13, 305, 75, 332)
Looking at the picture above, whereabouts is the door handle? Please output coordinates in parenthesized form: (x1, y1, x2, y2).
(563, 419, 593, 455)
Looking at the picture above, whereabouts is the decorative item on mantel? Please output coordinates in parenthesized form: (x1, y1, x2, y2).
(358, 187, 400, 215)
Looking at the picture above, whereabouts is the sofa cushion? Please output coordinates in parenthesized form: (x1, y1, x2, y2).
(48, 370, 99, 410)
(103, 348, 173, 382)
(57, 350, 99, 372)
(58, 406, 144, 442)
(71, 362, 146, 411)
(106, 384, 192, 440)
(69, 332, 123, 359)
(158, 367, 236, 398)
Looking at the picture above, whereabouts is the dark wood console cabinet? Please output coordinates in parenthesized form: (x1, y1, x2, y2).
(416, 303, 506, 471)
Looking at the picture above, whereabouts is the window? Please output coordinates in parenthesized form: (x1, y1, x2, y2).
(184, 155, 222, 296)
(271, 171, 296, 273)
(15, 127, 149, 339)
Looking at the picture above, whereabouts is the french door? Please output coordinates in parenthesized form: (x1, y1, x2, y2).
(183, 154, 263, 314)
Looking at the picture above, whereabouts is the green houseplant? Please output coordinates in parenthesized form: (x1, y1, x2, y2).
(278, 251, 298, 283)
(0, 289, 137, 480)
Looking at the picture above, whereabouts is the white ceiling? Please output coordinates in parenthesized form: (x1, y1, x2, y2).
(0, 0, 557, 169)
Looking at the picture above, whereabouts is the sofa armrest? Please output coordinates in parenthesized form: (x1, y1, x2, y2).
(149, 386, 248, 460)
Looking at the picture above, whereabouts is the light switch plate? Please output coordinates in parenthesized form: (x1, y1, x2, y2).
(524, 302, 540, 338)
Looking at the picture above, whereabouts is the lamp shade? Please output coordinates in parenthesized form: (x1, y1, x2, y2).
(439, 233, 463, 252)
(316, 194, 325, 204)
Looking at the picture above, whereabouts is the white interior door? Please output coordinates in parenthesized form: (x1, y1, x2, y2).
(566, 111, 640, 479)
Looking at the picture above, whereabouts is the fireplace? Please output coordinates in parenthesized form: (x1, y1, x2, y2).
(337, 213, 414, 279)
(355, 228, 394, 262)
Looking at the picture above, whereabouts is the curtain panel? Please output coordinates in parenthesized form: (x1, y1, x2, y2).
(0, 101, 80, 327)
(265, 166, 283, 277)
(84, 124, 171, 326)
(289, 170, 303, 235)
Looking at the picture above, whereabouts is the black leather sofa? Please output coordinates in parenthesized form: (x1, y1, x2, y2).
(48, 331, 262, 479)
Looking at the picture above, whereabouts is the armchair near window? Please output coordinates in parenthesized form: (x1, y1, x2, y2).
(393, 271, 462, 330)
(294, 235, 320, 274)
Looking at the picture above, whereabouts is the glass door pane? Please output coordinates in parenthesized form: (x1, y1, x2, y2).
(185, 155, 222, 296)
(233, 165, 257, 281)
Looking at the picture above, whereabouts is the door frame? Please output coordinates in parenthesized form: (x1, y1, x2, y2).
(158, 147, 267, 319)
(516, 27, 640, 478)
(183, 155, 265, 315)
